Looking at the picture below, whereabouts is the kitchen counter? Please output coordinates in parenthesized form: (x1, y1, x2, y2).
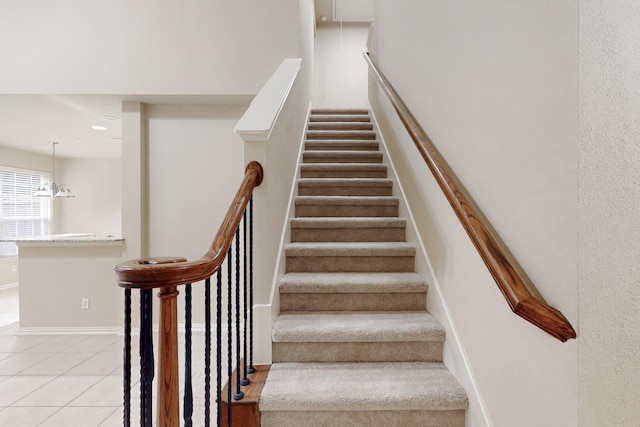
(5, 234, 125, 332)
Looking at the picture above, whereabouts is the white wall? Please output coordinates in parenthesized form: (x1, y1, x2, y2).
(147, 105, 246, 262)
(578, 1, 640, 425)
(314, 23, 369, 108)
(370, 1, 577, 426)
(0, 0, 301, 95)
(55, 158, 122, 237)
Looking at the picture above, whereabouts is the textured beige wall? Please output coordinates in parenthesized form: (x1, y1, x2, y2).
(55, 158, 122, 237)
(370, 1, 578, 426)
(578, 1, 640, 424)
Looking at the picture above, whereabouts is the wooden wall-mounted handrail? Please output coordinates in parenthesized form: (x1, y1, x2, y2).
(115, 161, 263, 289)
(364, 53, 576, 342)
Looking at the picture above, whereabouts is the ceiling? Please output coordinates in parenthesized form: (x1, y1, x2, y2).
(0, 94, 253, 159)
(0, 95, 123, 159)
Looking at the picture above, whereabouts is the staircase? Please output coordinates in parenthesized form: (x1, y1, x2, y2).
(259, 108, 468, 426)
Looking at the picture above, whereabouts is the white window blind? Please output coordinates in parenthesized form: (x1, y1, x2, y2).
(0, 168, 51, 257)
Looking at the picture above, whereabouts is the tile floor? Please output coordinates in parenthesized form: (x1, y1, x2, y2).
(0, 286, 231, 426)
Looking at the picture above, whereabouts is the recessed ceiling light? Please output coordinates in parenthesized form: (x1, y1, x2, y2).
(101, 115, 119, 121)
(92, 125, 107, 131)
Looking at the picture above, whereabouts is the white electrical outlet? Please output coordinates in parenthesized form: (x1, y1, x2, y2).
(81, 298, 90, 310)
(11, 265, 17, 273)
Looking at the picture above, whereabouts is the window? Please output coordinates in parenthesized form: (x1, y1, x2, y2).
(0, 168, 51, 257)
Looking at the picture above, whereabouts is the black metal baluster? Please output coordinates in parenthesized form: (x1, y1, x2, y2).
(248, 196, 255, 374)
(226, 249, 233, 425)
(216, 270, 222, 427)
(139, 289, 155, 427)
(240, 211, 250, 387)
(123, 289, 131, 427)
(205, 277, 211, 427)
(234, 229, 244, 401)
(184, 284, 193, 427)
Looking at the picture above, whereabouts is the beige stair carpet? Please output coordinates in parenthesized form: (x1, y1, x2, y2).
(259, 108, 467, 426)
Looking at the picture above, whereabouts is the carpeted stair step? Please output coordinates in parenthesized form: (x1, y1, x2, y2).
(297, 178, 393, 197)
(307, 122, 373, 131)
(279, 272, 427, 311)
(260, 362, 468, 427)
(285, 242, 415, 273)
(306, 130, 377, 140)
(300, 163, 387, 179)
(303, 150, 382, 164)
(304, 140, 379, 151)
(309, 114, 371, 122)
(271, 312, 444, 363)
(311, 108, 369, 115)
(291, 217, 405, 242)
(295, 196, 399, 217)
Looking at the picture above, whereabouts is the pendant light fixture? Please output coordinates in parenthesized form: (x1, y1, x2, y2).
(33, 141, 75, 198)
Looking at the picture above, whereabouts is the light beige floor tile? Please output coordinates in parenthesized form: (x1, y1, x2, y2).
(0, 335, 53, 352)
(13, 376, 103, 406)
(63, 335, 121, 353)
(0, 352, 16, 361)
(0, 406, 60, 427)
(0, 376, 56, 406)
(66, 352, 122, 376)
(69, 376, 124, 407)
(0, 322, 19, 336)
(38, 406, 117, 427)
(0, 352, 54, 375)
(19, 352, 95, 375)
(98, 405, 144, 427)
(24, 335, 93, 353)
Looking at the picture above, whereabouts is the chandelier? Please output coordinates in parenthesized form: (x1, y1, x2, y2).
(33, 141, 75, 198)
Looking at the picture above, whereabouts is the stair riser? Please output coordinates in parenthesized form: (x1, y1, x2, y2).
(272, 342, 442, 363)
(291, 228, 405, 242)
(305, 141, 379, 151)
(303, 154, 382, 163)
(301, 169, 387, 178)
(306, 131, 376, 140)
(280, 292, 426, 312)
(297, 185, 392, 197)
(309, 115, 371, 122)
(286, 256, 414, 273)
(261, 410, 465, 427)
(295, 204, 399, 217)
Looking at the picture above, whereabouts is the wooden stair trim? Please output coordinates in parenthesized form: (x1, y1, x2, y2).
(221, 361, 270, 427)
(364, 53, 576, 341)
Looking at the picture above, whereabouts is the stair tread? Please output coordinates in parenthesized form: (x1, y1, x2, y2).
(295, 196, 399, 206)
(286, 241, 416, 256)
(301, 163, 386, 170)
(279, 272, 427, 294)
(291, 217, 405, 228)
(272, 312, 444, 343)
(309, 114, 371, 122)
(298, 178, 393, 186)
(260, 361, 468, 411)
(311, 108, 369, 115)
(304, 150, 381, 155)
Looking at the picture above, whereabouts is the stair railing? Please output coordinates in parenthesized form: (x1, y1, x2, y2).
(115, 161, 263, 426)
(364, 53, 576, 342)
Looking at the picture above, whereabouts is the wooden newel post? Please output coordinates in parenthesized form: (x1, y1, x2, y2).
(157, 285, 180, 427)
